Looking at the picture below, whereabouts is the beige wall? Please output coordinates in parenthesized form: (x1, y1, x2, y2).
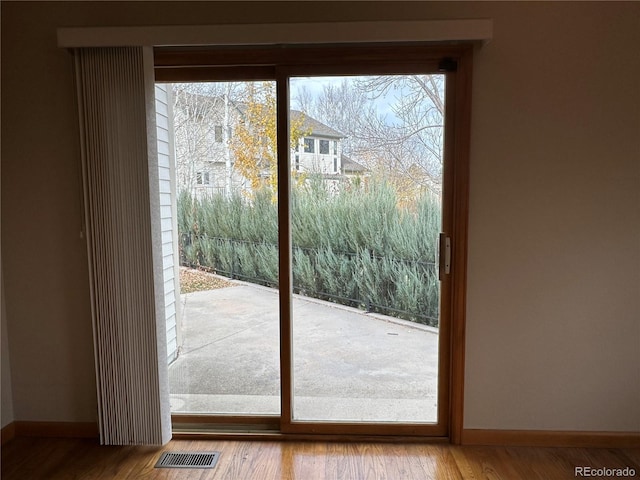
(465, 3, 640, 431)
(1, 1, 638, 431)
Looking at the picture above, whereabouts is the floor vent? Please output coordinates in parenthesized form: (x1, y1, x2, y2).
(155, 452, 220, 469)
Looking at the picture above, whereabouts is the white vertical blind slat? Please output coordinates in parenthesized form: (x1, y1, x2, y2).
(75, 47, 171, 446)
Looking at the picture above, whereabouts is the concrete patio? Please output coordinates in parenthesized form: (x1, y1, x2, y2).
(168, 281, 439, 423)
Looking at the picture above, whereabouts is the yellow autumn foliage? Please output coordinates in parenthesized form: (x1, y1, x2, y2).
(230, 82, 308, 200)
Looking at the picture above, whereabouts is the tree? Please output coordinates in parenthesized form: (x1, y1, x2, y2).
(230, 82, 308, 199)
(293, 79, 374, 157)
(173, 81, 307, 199)
(356, 75, 445, 196)
(292, 75, 445, 202)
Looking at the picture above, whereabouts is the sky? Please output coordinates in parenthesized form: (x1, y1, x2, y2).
(289, 75, 402, 124)
(172, 74, 445, 129)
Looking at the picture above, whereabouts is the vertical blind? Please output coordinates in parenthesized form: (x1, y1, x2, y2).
(74, 47, 171, 445)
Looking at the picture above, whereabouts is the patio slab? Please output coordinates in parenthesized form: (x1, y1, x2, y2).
(168, 282, 439, 423)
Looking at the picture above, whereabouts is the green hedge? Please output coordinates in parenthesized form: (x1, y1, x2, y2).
(178, 179, 441, 326)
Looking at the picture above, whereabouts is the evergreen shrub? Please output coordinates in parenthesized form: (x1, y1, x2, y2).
(177, 179, 441, 326)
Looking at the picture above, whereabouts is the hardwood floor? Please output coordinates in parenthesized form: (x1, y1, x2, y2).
(2, 436, 639, 479)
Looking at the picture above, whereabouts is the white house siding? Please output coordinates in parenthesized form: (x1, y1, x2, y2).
(155, 84, 181, 364)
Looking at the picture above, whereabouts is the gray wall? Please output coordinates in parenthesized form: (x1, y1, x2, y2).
(1, 1, 639, 431)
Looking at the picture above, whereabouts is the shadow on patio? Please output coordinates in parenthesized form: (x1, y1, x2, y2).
(168, 281, 439, 423)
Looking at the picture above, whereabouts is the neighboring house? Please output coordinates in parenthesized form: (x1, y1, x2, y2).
(172, 90, 247, 197)
(173, 89, 367, 197)
(340, 153, 368, 182)
(292, 110, 343, 176)
(291, 110, 364, 194)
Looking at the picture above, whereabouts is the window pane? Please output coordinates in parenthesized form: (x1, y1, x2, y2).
(166, 81, 280, 416)
(304, 138, 314, 153)
(290, 74, 444, 423)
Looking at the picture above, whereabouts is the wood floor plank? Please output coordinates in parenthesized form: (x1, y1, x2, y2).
(429, 446, 466, 479)
(281, 439, 327, 479)
(622, 448, 640, 466)
(378, 443, 420, 479)
(324, 442, 359, 480)
(372, 443, 419, 479)
(580, 447, 640, 474)
(215, 440, 284, 480)
(500, 446, 581, 480)
(3, 436, 639, 480)
(451, 446, 522, 480)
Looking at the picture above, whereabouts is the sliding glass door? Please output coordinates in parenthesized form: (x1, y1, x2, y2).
(288, 75, 443, 426)
(156, 44, 469, 438)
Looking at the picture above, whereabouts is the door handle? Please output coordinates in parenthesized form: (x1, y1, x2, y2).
(438, 233, 451, 280)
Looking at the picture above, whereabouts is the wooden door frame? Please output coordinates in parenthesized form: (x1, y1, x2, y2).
(156, 43, 472, 443)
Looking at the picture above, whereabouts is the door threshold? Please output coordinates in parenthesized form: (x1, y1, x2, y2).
(173, 429, 450, 444)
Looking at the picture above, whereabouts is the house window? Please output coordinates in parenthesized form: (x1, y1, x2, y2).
(333, 141, 338, 155)
(333, 157, 338, 173)
(319, 139, 330, 154)
(304, 138, 314, 153)
(196, 171, 210, 185)
(214, 125, 223, 143)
